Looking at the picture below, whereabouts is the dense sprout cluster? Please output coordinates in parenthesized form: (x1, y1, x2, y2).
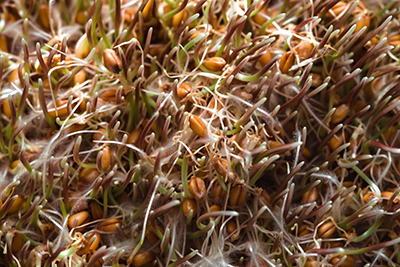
(1, 0, 400, 266)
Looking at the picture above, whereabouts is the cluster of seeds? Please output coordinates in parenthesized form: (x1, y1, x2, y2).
(1, 0, 400, 266)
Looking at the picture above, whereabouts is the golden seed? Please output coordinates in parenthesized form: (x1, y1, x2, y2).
(47, 35, 63, 50)
(76, 237, 90, 256)
(103, 48, 122, 73)
(217, 24, 226, 33)
(226, 220, 237, 235)
(42, 79, 50, 89)
(371, 164, 380, 177)
(331, 104, 350, 124)
(75, 10, 87, 25)
(208, 96, 224, 113)
(227, 220, 239, 241)
(143, 118, 157, 133)
(328, 135, 344, 151)
(279, 51, 296, 74)
(100, 146, 113, 171)
(146, 224, 163, 243)
(69, 191, 89, 211)
(93, 128, 107, 141)
(182, 198, 197, 217)
(298, 225, 311, 237)
(100, 89, 120, 102)
(0, 35, 8, 52)
(209, 204, 221, 213)
(177, 82, 191, 99)
(258, 48, 273, 67)
(298, 224, 307, 233)
(124, 7, 135, 23)
(7, 194, 25, 215)
(74, 70, 86, 85)
(212, 157, 236, 182)
(190, 30, 202, 40)
(62, 121, 86, 136)
(268, 140, 282, 148)
(36, 55, 59, 73)
(64, 122, 86, 135)
(132, 251, 156, 267)
(381, 191, 394, 200)
(75, 35, 90, 59)
(302, 147, 312, 160)
(302, 187, 319, 204)
(79, 168, 100, 184)
(188, 177, 206, 201)
(97, 218, 121, 232)
(326, 2, 347, 18)
(12, 233, 23, 254)
(370, 37, 378, 45)
(304, 261, 319, 267)
(172, 9, 187, 28)
(311, 73, 323, 87)
(3, 99, 13, 119)
(389, 35, 400, 47)
(8, 68, 21, 84)
(189, 115, 207, 138)
(296, 40, 314, 60)
(90, 201, 103, 220)
(38, 5, 50, 30)
(202, 57, 226, 71)
(318, 221, 336, 238)
(142, 0, 154, 22)
(88, 232, 101, 251)
(5, 13, 16, 22)
(87, 250, 104, 267)
(128, 128, 142, 144)
(342, 181, 354, 188)
(10, 160, 20, 170)
(364, 80, 379, 100)
(68, 211, 90, 229)
(363, 192, 376, 203)
(365, 37, 381, 50)
(212, 182, 227, 204)
(383, 126, 393, 141)
(229, 184, 246, 207)
(330, 255, 356, 267)
(253, 8, 268, 25)
(287, 0, 304, 7)
(201, 204, 221, 223)
(48, 99, 69, 120)
(355, 15, 370, 33)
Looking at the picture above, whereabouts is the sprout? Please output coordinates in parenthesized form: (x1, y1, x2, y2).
(2, 0, 400, 265)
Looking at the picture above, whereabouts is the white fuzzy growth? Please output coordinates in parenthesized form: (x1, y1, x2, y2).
(311, 171, 340, 186)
